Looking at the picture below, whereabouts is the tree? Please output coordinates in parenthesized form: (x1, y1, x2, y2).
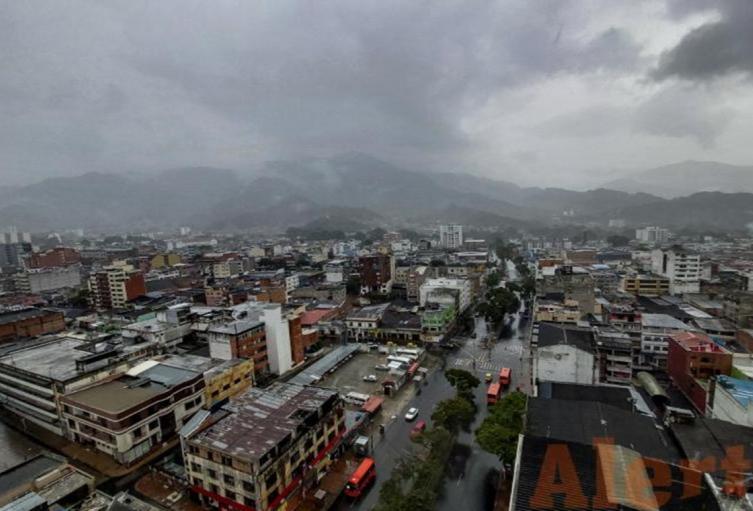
(444, 368, 480, 392)
(475, 391, 527, 461)
(478, 287, 520, 326)
(486, 271, 501, 289)
(431, 397, 476, 433)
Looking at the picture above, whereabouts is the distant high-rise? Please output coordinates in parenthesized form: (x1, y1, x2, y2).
(635, 226, 669, 244)
(439, 224, 463, 249)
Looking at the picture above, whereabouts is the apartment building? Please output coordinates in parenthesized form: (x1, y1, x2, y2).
(358, 254, 393, 295)
(202, 320, 268, 376)
(13, 265, 82, 294)
(439, 224, 463, 249)
(159, 354, 254, 407)
(61, 361, 205, 464)
(621, 273, 670, 296)
(88, 262, 146, 309)
(635, 226, 670, 244)
(0, 308, 66, 344)
(0, 334, 163, 435)
(667, 331, 732, 414)
(640, 313, 694, 370)
(419, 278, 472, 313)
(651, 246, 701, 295)
(593, 327, 634, 386)
(25, 247, 81, 269)
(182, 383, 344, 511)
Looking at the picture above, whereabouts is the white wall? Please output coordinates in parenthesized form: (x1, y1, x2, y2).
(262, 305, 292, 375)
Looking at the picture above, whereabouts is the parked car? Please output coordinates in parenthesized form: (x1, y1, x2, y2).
(375, 364, 389, 371)
(410, 420, 427, 437)
(363, 374, 377, 382)
(404, 407, 419, 421)
(368, 344, 379, 351)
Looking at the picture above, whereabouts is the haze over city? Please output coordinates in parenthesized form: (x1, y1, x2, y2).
(3, 0, 753, 188)
(4, 3, 753, 511)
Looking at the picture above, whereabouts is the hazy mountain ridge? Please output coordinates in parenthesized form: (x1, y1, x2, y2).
(603, 161, 753, 198)
(1, 155, 751, 232)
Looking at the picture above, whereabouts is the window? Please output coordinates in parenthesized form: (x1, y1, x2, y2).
(243, 481, 255, 492)
(207, 469, 217, 479)
(221, 455, 232, 466)
(224, 474, 235, 486)
(225, 491, 235, 501)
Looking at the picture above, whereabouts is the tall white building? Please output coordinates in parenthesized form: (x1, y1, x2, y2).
(651, 246, 701, 295)
(439, 224, 463, 249)
(636, 226, 670, 244)
(419, 278, 472, 312)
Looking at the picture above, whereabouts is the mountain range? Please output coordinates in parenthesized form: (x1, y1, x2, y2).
(1, 154, 752, 233)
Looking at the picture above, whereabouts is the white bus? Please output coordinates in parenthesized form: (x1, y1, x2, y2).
(343, 392, 371, 406)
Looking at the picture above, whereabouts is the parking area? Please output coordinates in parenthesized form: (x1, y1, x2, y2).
(318, 349, 440, 425)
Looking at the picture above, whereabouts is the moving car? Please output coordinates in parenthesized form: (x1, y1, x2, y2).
(363, 374, 377, 382)
(484, 372, 493, 383)
(404, 407, 419, 421)
(410, 420, 427, 437)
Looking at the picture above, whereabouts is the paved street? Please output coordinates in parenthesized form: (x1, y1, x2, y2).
(338, 303, 531, 511)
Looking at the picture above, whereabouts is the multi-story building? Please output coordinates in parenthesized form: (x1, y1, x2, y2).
(25, 247, 81, 269)
(419, 278, 472, 313)
(593, 327, 634, 385)
(61, 361, 205, 464)
(439, 224, 463, 249)
(533, 323, 596, 385)
(203, 320, 268, 376)
(159, 354, 254, 408)
(0, 308, 66, 344)
(621, 273, 670, 296)
(88, 262, 146, 309)
(182, 383, 345, 511)
(323, 259, 347, 284)
(533, 299, 581, 324)
(150, 253, 182, 269)
(667, 331, 732, 414)
(421, 303, 456, 343)
(640, 313, 694, 370)
(13, 266, 82, 294)
(635, 226, 670, 244)
(651, 246, 701, 295)
(121, 304, 194, 349)
(0, 334, 163, 435)
(536, 265, 595, 314)
(358, 254, 393, 295)
(723, 291, 753, 328)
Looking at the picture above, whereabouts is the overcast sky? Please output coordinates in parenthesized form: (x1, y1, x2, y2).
(2, 0, 753, 188)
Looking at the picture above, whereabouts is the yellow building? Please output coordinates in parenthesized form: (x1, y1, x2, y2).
(150, 253, 182, 269)
(622, 274, 670, 297)
(204, 358, 254, 406)
(183, 384, 345, 511)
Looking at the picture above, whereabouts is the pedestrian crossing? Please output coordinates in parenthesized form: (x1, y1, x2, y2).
(452, 358, 501, 372)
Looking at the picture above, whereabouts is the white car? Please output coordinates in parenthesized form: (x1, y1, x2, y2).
(375, 364, 389, 371)
(363, 374, 377, 382)
(404, 407, 419, 421)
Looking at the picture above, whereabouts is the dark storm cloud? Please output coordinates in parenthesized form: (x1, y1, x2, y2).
(0, 0, 645, 184)
(653, 0, 753, 80)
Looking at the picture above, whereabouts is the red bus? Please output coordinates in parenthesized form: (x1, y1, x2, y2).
(486, 383, 502, 405)
(344, 457, 376, 498)
(499, 367, 511, 387)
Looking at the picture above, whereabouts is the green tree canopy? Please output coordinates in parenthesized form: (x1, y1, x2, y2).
(475, 391, 527, 461)
(444, 368, 480, 392)
(431, 397, 476, 433)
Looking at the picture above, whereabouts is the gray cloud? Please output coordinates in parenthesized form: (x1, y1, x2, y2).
(0, 1, 749, 188)
(632, 85, 733, 147)
(653, 0, 753, 80)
